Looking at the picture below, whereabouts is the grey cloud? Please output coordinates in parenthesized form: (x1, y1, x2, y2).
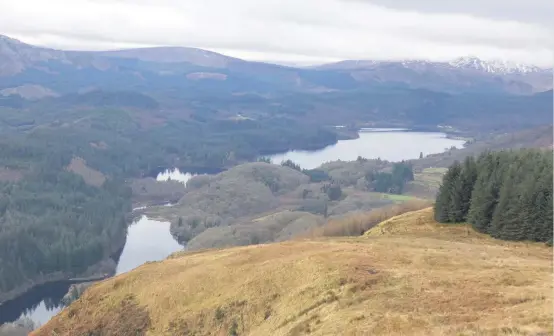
(0, 0, 551, 66)
(359, 0, 554, 27)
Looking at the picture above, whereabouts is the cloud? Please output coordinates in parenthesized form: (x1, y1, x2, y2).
(0, 0, 551, 66)
(354, 0, 554, 28)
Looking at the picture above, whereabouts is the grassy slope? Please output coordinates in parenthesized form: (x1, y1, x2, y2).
(34, 208, 552, 336)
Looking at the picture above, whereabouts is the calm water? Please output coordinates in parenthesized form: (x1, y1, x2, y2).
(0, 216, 183, 327)
(268, 129, 466, 169)
(115, 216, 183, 274)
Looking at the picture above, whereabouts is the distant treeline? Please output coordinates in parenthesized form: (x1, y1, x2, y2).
(278, 158, 414, 195)
(434, 150, 553, 244)
(364, 161, 414, 194)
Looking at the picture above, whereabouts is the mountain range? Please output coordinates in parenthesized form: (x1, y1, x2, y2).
(1, 34, 551, 99)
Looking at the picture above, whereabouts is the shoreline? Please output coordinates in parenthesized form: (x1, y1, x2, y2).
(0, 226, 127, 309)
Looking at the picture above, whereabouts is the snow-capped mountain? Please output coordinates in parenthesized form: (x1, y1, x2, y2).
(0, 33, 551, 96)
(319, 56, 549, 74)
(314, 56, 552, 94)
(448, 56, 547, 74)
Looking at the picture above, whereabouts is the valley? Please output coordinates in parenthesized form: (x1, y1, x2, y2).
(3, 124, 550, 329)
(0, 128, 454, 326)
(0, 33, 552, 335)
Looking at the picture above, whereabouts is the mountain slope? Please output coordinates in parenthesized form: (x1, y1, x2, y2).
(33, 208, 552, 336)
(1, 34, 551, 96)
(316, 57, 552, 94)
(96, 47, 242, 67)
(0, 35, 300, 94)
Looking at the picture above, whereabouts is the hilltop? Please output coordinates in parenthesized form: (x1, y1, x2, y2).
(33, 208, 552, 336)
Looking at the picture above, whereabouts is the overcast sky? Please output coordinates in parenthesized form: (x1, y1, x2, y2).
(0, 0, 552, 66)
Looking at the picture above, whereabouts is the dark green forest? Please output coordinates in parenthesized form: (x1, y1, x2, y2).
(434, 150, 553, 244)
(0, 140, 131, 295)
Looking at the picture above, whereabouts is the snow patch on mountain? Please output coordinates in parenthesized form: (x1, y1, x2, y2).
(449, 56, 547, 74)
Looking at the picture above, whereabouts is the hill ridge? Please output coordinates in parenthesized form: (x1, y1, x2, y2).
(33, 208, 552, 336)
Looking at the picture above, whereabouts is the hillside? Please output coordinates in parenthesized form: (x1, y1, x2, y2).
(142, 161, 422, 250)
(33, 208, 552, 336)
(414, 124, 553, 170)
(1, 34, 552, 137)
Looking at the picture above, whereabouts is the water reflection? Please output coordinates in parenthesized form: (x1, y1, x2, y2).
(0, 216, 183, 327)
(0, 282, 68, 326)
(115, 216, 183, 274)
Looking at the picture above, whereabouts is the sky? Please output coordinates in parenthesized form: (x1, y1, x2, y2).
(0, 0, 552, 66)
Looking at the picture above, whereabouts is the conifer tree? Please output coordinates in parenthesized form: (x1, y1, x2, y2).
(459, 156, 478, 219)
(436, 149, 552, 243)
(447, 162, 464, 222)
(435, 161, 461, 222)
(467, 154, 497, 233)
(491, 165, 524, 240)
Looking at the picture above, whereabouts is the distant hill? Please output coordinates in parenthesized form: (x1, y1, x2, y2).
(96, 47, 242, 67)
(1, 34, 551, 97)
(314, 57, 553, 94)
(414, 124, 554, 170)
(32, 208, 552, 336)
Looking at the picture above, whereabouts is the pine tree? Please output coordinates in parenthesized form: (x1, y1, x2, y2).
(459, 156, 478, 219)
(517, 174, 538, 240)
(447, 162, 464, 222)
(490, 165, 524, 240)
(435, 162, 461, 223)
(438, 150, 552, 243)
(447, 158, 478, 223)
(530, 168, 553, 242)
(467, 154, 496, 233)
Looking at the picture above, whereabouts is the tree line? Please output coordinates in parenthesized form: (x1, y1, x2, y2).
(434, 150, 552, 244)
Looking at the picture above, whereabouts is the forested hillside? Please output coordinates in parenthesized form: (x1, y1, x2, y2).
(434, 150, 553, 243)
(0, 101, 339, 303)
(0, 138, 131, 301)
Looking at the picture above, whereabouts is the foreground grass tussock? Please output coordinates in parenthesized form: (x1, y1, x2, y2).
(34, 208, 552, 336)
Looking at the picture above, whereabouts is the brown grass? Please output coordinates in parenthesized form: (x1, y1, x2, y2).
(66, 157, 106, 187)
(33, 208, 552, 336)
(300, 200, 431, 238)
(35, 293, 150, 336)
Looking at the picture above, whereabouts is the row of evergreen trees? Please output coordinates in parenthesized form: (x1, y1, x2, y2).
(434, 150, 552, 244)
